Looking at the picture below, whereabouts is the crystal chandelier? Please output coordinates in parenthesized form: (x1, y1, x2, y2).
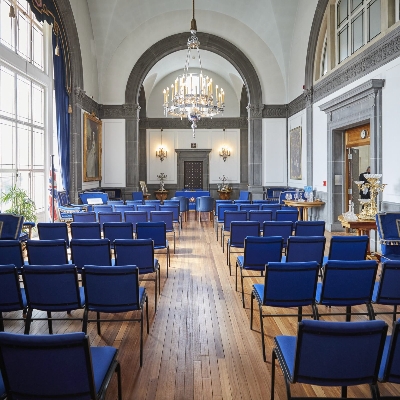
(163, 0, 225, 138)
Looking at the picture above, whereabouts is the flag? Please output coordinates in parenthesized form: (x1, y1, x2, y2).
(48, 166, 59, 222)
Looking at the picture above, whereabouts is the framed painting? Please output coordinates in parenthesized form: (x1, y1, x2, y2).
(290, 126, 302, 180)
(83, 112, 102, 182)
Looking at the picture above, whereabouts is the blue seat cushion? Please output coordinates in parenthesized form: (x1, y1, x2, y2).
(237, 255, 244, 268)
(252, 283, 264, 304)
(274, 335, 296, 381)
(90, 346, 118, 393)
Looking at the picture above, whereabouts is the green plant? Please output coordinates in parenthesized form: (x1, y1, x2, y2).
(0, 185, 37, 224)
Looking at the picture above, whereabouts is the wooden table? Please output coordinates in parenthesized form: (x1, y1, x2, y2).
(154, 190, 168, 203)
(283, 200, 325, 220)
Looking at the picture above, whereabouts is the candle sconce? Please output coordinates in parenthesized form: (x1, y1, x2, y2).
(354, 174, 386, 220)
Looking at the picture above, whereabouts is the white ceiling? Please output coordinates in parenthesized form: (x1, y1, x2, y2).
(83, 0, 318, 104)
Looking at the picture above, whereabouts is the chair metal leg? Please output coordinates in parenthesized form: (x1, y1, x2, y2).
(140, 309, 143, 367)
(24, 309, 33, 334)
(241, 269, 246, 308)
(47, 311, 53, 334)
(298, 306, 302, 323)
(250, 291, 254, 330)
(259, 305, 266, 362)
(341, 386, 347, 398)
(271, 349, 277, 400)
(97, 311, 101, 334)
(367, 303, 375, 320)
(82, 308, 88, 333)
(146, 294, 149, 334)
(312, 303, 319, 320)
(116, 362, 122, 400)
(173, 231, 176, 254)
(394, 305, 398, 322)
(346, 305, 351, 322)
(158, 265, 161, 294)
(0, 312, 4, 332)
(154, 271, 158, 312)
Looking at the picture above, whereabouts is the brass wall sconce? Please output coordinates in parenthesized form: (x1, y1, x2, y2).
(156, 128, 167, 162)
(219, 147, 230, 162)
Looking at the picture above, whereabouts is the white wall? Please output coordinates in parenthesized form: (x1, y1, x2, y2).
(69, 0, 99, 101)
(146, 129, 240, 185)
(263, 119, 287, 186)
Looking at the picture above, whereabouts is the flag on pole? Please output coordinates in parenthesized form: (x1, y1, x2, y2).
(48, 165, 59, 222)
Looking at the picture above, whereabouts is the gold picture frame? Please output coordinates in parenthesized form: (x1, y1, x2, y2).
(83, 112, 102, 182)
(290, 126, 302, 180)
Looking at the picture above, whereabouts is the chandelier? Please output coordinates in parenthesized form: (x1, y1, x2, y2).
(163, 0, 225, 138)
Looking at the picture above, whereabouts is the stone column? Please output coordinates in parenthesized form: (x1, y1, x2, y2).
(247, 103, 264, 200)
(125, 104, 141, 196)
(305, 89, 314, 186)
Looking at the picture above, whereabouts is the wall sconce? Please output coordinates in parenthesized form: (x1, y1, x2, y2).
(156, 128, 167, 162)
(219, 128, 231, 162)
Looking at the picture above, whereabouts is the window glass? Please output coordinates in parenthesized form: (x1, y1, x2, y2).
(0, 0, 15, 49)
(17, 9, 29, 60)
(369, 0, 381, 40)
(32, 171, 44, 211)
(17, 74, 31, 123)
(17, 123, 31, 169)
(338, 0, 349, 25)
(321, 37, 328, 76)
(351, 0, 363, 12)
(352, 11, 364, 52)
(32, 128, 44, 168)
(0, 119, 16, 169)
(32, 23, 43, 69)
(339, 25, 349, 62)
(32, 83, 44, 127)
(0, 66, 16, 119)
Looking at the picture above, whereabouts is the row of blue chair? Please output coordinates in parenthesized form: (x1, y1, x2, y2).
(271, 318, 400, 400)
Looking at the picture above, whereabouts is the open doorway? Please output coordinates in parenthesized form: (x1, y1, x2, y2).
(345, 124, 370, 215)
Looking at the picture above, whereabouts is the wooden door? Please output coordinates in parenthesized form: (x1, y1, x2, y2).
(184, 161, 202, 190)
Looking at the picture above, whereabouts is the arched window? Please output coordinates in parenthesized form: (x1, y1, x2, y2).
(336, 0, 381, 64)
(321, 35, 328, 77)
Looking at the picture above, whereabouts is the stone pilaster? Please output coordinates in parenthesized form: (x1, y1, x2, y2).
(125, 104, 141, 194)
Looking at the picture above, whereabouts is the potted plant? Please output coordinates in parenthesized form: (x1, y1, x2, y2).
(0, 185, 37, 230)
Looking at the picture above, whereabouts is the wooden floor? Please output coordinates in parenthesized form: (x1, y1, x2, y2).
(4, 213, 400, 399)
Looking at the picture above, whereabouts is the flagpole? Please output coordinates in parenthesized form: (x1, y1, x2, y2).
(51, 154, 55, 223)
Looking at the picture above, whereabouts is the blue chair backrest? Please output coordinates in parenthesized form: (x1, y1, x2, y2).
(238, 190, 250, 200)
(373, 260, 400, 305)
(70, 222, 101, 239)
(37, 222, 69, 247)
(286, 236, 326, 265)
(262, 221, 293, 246)
(380, 318, 400, 383)
(171, 196, 189, 213)
(248, 210, 272, 226)
(125, 200, 144, 207)
(136, 222, 167, 248)
(79, 191, 108, 204)
(242, 236, 283, 271)
(223, 211, 247, 232)
(252, 200, 270, 205)
(114, 239, 155, 271)
(320, 260, 378, 306)
(328, 235, 368, 261)
(294, 220, 325, 236)
(72, 212, 96, 222)
(239, 204, 260, 213)
(132, 191, 144, 201)
(0, 331, 106, 398)
(159, 205, 180, 222)
(103, 222, 134, 244)
(145, 200, 161, 210)
(0, 214, 24, 240)
(150, 211, 174, 231)
(22, 264, 83, 311)
(83, 265, 141, 312)
(214, 200, 233, 214)
(0, 264, 25, 312)
(27, 239, 68, 265)
(136, 205, 157, 220)
(112, 205, 135, 219)
(70, 239, 111, 270)
(196, 196, 214, 212)
(93, 205, 113, 219)
(276, 209, 298, 223)
(263, 261, 319, 307)
(0, 240, 24, 269)
(216, 204, 238, 221)
(229, 221, 260, 246)
(107, 200, 124, 205)
(124, 211, 148, 232)
(260, 204, 281, 219)
(233, 200, 251, 205)
(98, 212, 122, 226)
(291, 319, 387, 386)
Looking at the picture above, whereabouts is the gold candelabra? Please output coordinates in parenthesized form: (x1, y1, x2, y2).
(354, 174, 386, 220)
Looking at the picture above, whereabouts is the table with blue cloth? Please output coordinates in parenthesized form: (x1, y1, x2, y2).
(175, 190, 210, 210)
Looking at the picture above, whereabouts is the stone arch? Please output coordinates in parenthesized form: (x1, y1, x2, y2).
(125, 32, 262, 106)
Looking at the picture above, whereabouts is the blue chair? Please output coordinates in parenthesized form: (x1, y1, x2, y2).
(252, 200, 270, 205)
(0, 213, 28, 242)
(93, 205, 113, 220)
(72, 211, 97, 222)
(226, 221, 260, 273)
(145, 199, 161, 209)
(233, 200, 251, 205)
(251, 261, 320, 361)
(0, 240, 25, 270)
(136, 204, 157, 221)
(284, 236, 326, 267)
(160, 204, 181, 234)
(150, 211, 176, 253)
(294, 220, 325, 236)
(378, 318, 400, 394)
(262, 221, 293, 248)
(376, 212, 400, 262)
(79, 191, 109, 206)
(132, 191, 144, 202)
(316, 260, 378, 321)
(260, 204, 281, 220)
(221, 211, 247, 250)
(195, 196, 214, 222)
(136, 222, 170, 278)
(323, 235, 369, 266)
(248, 210, 272, 231)
(236, 236, 283, 308)
(22, 264, 85, 334)
(114, 239, 160, 310)
(238, 190, 250, 201)
(70, 222, 101, 239)
(0, 265, 26, 331)
(372, 261, 400, 321)
(98, 212, 122, 228)
(107, 200, 124, 205)
(126, 200, 144, 207)
(57, 190, 87, 222)
(103, 222, 134, 247)
(164, 200, 182, 227)
(275, 209, 298, 225)
(27, 239, 69, 265)
(214, 199, 233, 219)
(70, 239, 112, 271)
(239, 204, 260, 215)
(215, 204, 238, 240)
(0, 331, 121, 399)
(125, 211, 148, 236)
(37, 222, 69, 247)
(271, 320, 387, 399)
(82, 265, 148, 367)
(171, 196, 189, 222)
(113, 204, 135, 219)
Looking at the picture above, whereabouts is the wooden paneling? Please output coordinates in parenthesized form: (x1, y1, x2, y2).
(345, 123, 370, 147)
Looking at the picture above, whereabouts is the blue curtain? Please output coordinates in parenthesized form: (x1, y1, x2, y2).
(52, 32, 70, 194)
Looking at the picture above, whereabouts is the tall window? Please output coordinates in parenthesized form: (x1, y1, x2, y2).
(321, 35, 328, 77)
(0, 0, 49, 216)
(337, 0, 381, 63)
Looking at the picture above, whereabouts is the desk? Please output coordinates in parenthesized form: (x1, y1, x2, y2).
(175, 191, 210, 210)
(283, 200, 325, 220)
